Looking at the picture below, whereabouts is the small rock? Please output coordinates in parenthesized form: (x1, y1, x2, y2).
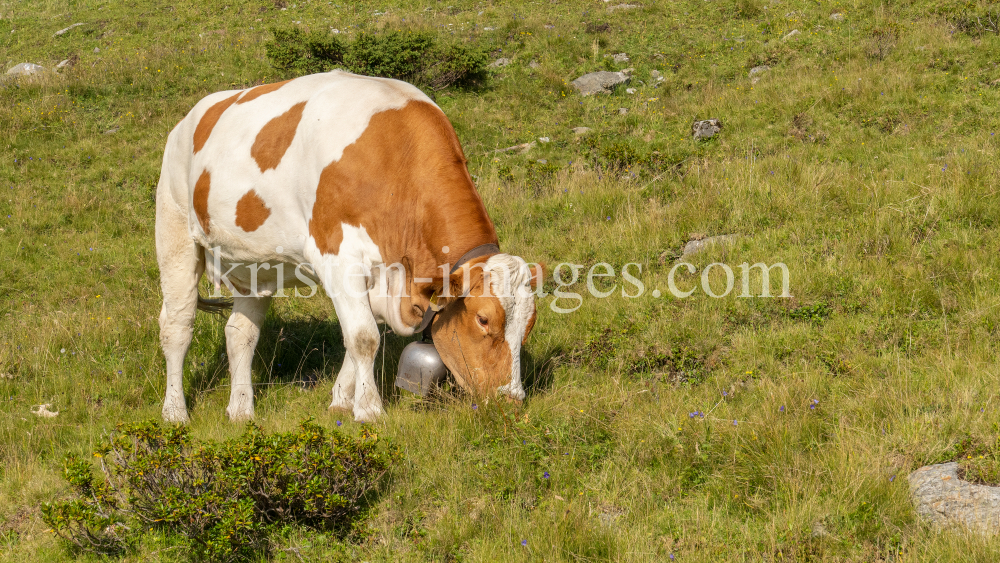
(650, 69, 664, 82)
(489, 57, 511, 68)
(691, 118, 722, 141)
(529, 60, 541, 69)
(495, 141, 536, 154)
(536, 159, 547, 164)
(618, 107, 628, 115)
(6, 63, 43, 76)
(544, 24, 555, 29)
(607, 3, 640, 12)
(748, 65, 770, 84)
(681, 234, 735, 257)
(538, 137, 550, 143)
(783, 29, 800, 41)
(570, 70, 631, 95)
(909, 462, 1000, 535)
(93, 47, 101, 53)
(483, 26, 495, 31)
(56, 58, 74, 70)
(625, 87, 636, 94)
(32, 404, 59, 418)
(572, 126, 591, 135)
(330, 28, 340, 34)
(611, 52, 629, 63)
(829, 13, 844, 21)
(104, 127, 120, 135)
(53, 22, 84, 37)
(811, 521, 830, 538)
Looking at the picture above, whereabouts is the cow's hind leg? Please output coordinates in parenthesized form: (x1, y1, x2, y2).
(225, 295, 271, 421)
(156, 200, 203, 423)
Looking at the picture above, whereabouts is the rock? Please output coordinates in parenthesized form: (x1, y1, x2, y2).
(104, 127, 120, 135)
(6, 63, 43, 76)
(830, 12, 845, 21)
(810, 521, 830, 538)
(56, 58, 74, 70)
(483, 26, 495, 31)
(572, 126, 591, 135)
(783, 29, 800, 41)
(610, 52, 629, 63)
(53, 23, 84, 36)
(748, 65, 770, 84)
(681, 234, 736, 257)
(909, 462, 1000, 535)
(691, 118, 722, 140)
(495, 141, 536, 154)
(489, 57, 511, 68)
(570, 70, 631, 95)
(529, 60, 541, 69)
(538, 137, 550, 143)
(537, 159, 547, 164)
(31, 404, 59, 418)
(650, 69, 664, 82)
(618, 107, 628, 115)
(93, 47, 101, 54)
(625, 87, 636, 94)
(607, 3, 641, 12)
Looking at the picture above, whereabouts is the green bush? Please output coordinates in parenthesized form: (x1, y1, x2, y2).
(265, 28, 488, 90)
(42, 419, 399, 562)
(264, 27, 346, 75)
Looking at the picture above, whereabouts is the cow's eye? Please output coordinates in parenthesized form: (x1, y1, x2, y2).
(476, 315, 488, 328)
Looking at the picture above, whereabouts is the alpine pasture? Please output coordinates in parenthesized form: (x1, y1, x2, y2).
(3, 0, 1000, 561)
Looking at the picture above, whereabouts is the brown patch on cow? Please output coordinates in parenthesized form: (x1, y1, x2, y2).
(236, 79, 292, 105)
(234, 190, 271, 232)
(251, 101, 306, 172)
(193, 170, 212, 234)
(193, 92, 241, 154)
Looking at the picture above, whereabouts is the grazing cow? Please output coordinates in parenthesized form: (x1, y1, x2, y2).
(155, 71, 539, 423)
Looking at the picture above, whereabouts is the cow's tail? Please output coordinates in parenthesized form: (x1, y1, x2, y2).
(197, 295, 233, 315)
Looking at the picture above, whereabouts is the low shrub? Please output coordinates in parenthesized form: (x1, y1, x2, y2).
(265, 28, 488, 90)
(42, 419, 399, 562)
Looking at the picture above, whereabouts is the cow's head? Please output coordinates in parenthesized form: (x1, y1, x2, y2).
(430, 254, 539, 401)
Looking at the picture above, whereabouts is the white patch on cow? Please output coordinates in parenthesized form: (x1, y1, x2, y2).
(484, 254, 534, 401)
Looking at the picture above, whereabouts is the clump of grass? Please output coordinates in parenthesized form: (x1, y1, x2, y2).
(42, 419, 399, 561)
(264, 28, 488, 90)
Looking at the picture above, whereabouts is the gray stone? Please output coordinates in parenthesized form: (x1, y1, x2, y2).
(495, 141, 536, 154)
(529, 60, 541, 69)
(610, 52, 629, 63)
(830, 13, 845, 21)
(909, 463, 1000, 534)
(691, 118, 722, 140)
(618, 107, 628, 115)
(570, 70, 631, 95)
(607, 3, 640, 12)
(681, 234, 736, 257)
(572, 126, 591, 135)
(53, 23, 84, 36)
(783, 29, 800, 41)
(6, 63, 43, 76)
(93, 47, 101, 53)
(625, 87, 636, 94)
(104, 127, 120, 135)
(538, 137, 550, 143)
(650, 69, 664, 82)
(749, 65, 770, 84)
(56, 58, 74, 70)
(536, 159, 547, 164)
(489, 57, 511, 68)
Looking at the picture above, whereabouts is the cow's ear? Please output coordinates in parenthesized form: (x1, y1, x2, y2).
(445, 257, 489, 299)
(528, 262, 546, 292)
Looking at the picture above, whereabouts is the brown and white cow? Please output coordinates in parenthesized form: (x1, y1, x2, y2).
(155, 71, 538, 423)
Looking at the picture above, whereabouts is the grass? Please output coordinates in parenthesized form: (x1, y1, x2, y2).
(3, 0, 1000, 560)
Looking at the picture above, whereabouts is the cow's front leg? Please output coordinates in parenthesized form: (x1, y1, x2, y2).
(224, 295, 271, 421)
(329, 348, 357, 413)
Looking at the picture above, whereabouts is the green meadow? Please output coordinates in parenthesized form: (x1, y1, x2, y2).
(3, 0, 1000, 560)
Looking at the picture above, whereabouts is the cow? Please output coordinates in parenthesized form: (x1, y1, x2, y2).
(155, 71, 539, 424)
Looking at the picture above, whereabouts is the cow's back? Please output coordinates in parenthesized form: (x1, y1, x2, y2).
(164, 71, 438, 264)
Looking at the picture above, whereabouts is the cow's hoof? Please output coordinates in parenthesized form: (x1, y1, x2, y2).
(226, 405, 254, 422)
(328, 397, 353, 414)
(162, 405, 190, 424)
(353, 403, 384, 423)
